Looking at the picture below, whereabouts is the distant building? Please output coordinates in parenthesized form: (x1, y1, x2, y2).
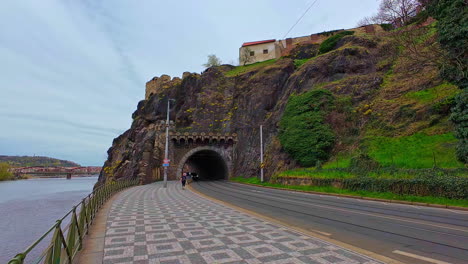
(239, 24, 384, 65)
(239, 39, 280, 66)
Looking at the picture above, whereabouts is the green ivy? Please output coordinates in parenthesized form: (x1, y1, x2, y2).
(319, 31, 355, 54)
(450, 90, 468, 163)
(279, 89, 335, 167)
(427, 0, 467, 164)
(427, 0, 467, 88)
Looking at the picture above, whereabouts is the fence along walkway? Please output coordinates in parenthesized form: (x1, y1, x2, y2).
(7, 179, 138, 264)
(102, 182, 383, 263)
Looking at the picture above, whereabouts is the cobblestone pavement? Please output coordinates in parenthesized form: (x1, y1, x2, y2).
(103, 182, 383, 264)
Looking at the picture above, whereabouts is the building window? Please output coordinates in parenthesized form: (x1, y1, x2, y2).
(263, 49, 268, 54)
(250, 51, 255, 56)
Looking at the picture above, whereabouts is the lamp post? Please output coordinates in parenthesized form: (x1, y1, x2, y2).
(163, 99, 174, 188)
(260, 125, 264, 182)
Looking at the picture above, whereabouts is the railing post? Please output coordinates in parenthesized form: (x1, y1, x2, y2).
(66, 207, 79, 255)
(45, 220, 63, 264)
(7, 253, 25, 264)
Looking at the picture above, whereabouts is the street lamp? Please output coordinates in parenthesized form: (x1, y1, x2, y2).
(260, 125, 264, 182)
(163, 98, 175, 188)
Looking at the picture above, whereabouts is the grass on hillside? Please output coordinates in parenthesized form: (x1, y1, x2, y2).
(225, 59, 277, 77)
(366, 132, 462, 168)
(405, 83, 459, 103)
(294, 58, 312, 68)
(319, 132, 461, 169)
(230, 176, 468, 207)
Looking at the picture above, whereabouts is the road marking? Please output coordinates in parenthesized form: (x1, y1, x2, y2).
(410, 205, 421, 209)
(248, 191, 468, 233)
(448, 209, 468, 214)
(392, 250, 452, 264)
(308, 229, 331, 236)
(226, 184, 468, 233)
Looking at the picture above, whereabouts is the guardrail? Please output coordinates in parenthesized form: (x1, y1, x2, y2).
(7, 179, 139, 264)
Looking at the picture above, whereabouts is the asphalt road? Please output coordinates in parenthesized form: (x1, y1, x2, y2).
(191, 181, 468, 264)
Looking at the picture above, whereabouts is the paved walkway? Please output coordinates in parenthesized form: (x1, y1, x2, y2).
(103, 182, 383, 264)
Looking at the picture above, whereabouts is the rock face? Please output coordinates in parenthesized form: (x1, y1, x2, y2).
(97, 31, 455, 186)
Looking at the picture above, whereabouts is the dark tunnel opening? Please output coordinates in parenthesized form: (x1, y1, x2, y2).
(184, 150, 227, 181)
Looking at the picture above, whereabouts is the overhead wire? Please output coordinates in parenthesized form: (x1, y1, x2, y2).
(282, 0, 320, 39)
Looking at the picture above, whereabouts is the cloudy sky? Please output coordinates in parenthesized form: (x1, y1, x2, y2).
(0, 0, 379, 166)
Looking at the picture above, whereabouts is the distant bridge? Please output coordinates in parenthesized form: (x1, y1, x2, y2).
(12, 166, 101, 179)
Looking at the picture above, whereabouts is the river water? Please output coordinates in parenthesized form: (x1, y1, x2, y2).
(0, 176, 98, 263)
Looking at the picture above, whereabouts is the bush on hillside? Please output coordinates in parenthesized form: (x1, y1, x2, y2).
(0, 162, 14, 181)
(450, 90, 468, 163)
(319, 31, 355, 54)
(427, 0, 467, 164)
(380, 24, 394, 31)
(350, 153, 381, 172)
(279, 89, 335, 167)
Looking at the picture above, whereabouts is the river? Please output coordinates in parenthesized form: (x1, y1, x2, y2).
(0, 176, 98, 263)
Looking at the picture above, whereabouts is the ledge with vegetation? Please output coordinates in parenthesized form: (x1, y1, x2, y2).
(230, 174, 468, 208)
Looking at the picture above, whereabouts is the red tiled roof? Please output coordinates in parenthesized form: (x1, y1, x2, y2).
(242, 39, 276, 47)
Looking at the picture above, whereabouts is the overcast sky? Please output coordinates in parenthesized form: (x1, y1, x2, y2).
(0, 0, 379, 166)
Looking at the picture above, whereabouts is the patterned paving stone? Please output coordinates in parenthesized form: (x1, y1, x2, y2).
(103, 182, 383, 264)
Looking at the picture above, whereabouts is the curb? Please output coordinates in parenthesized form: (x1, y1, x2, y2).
(231, 181, 468, 211)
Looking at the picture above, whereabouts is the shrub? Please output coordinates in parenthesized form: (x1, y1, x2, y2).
(450, 90, 468, 163)
(406, 9, 429, 25)
(279, 89, 335, 167)
(349, 153, 381, 172)
(274, 174, 468, 199)
(319, 31, 355, 54)
(0, 162, 14, 181)
(380, 24, 394, 31)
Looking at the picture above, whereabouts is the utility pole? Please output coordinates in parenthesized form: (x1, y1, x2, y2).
(260, 125, 264, 182)
(163, 99, 173, 188)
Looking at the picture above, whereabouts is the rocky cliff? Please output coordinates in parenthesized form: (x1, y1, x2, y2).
(97, 23, 461, 186)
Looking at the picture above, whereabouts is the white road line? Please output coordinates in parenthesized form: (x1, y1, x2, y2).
(308, 229, 331, 236)
(448, 209, 468, 214)
(410, 205, 421, 209)
(392, 250, 452, 264)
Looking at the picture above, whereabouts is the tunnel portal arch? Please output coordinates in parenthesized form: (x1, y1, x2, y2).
(176, 146, 230, 180)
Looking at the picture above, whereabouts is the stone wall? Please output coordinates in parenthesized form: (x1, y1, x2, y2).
(145, 75, 182, 100)
(239, 24, 385, 64)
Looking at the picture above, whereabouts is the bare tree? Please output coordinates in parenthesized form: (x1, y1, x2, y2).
(356, 0, 419, 27)
(357, 16, 376, 27)
(390, 25, 445, 68)
(377, 0, 419, 25)
(240, 47, 254, 66)
(203, 54, 222, 68)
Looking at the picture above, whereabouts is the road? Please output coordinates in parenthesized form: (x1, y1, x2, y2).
(191, 181, 468, 264)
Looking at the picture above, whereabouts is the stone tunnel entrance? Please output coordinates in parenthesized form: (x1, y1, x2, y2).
(183, 150, 228, 180)
(144, 132, 236, 183)
(175, 145, 232, 181)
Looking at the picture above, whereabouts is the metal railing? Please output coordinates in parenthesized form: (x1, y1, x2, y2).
(7, 179, 139, 264)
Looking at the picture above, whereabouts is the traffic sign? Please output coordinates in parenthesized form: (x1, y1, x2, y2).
(162, 163, 169, 167)
(163, 159, 170, 163)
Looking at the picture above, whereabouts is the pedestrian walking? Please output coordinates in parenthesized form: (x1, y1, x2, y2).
(181, 172, 187, 189)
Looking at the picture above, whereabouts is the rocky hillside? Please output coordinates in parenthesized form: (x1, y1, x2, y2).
(98, 22, 463, 185)
(0, 155, 80, 167)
